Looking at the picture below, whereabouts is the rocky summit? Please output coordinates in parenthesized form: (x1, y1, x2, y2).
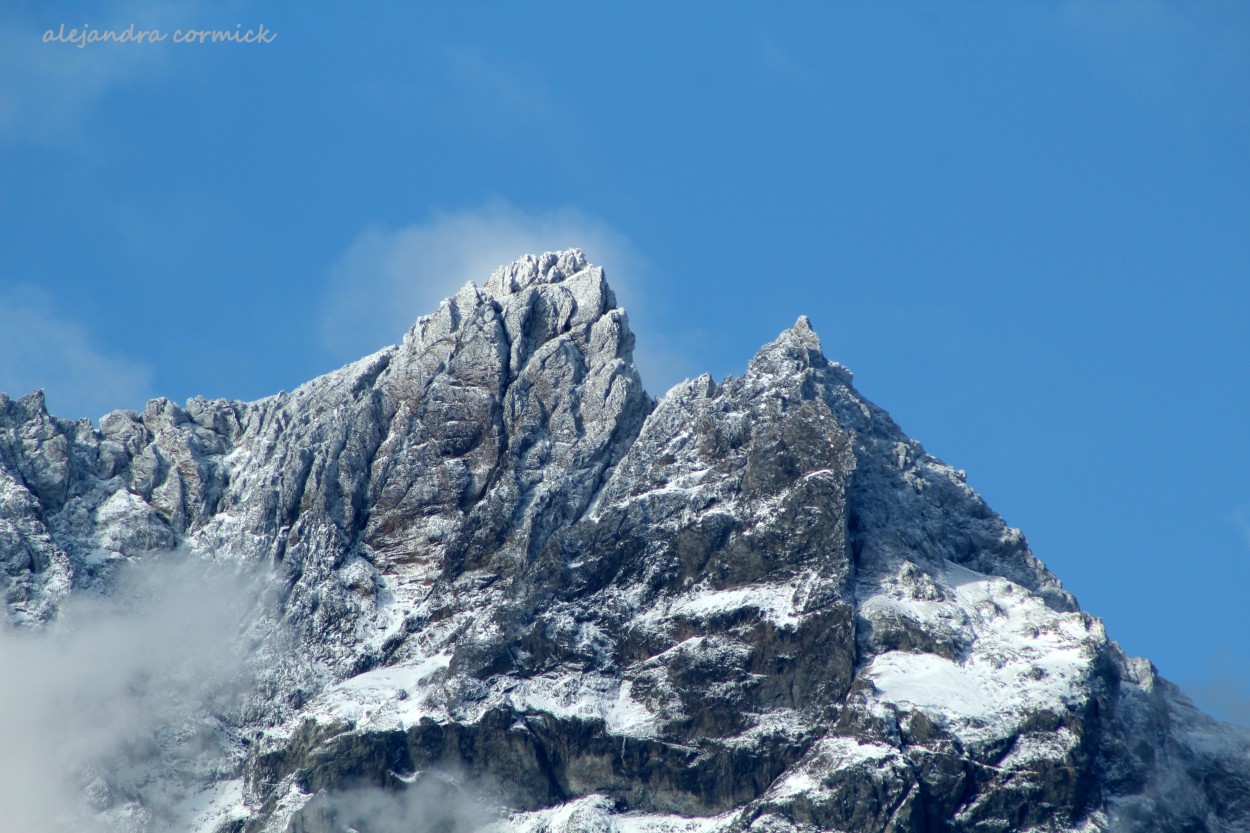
(1, 250, 1247, 833)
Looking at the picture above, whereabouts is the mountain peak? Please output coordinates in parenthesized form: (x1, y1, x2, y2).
(747, 314, 855, 388)
(775, 313, 827, 361)
(790, 313, 818, 341)
(2, 251, 1247, 833)
(482, 248, 592, 297)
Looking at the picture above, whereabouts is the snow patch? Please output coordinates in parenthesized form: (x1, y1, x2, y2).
(306, 653, 453, 730)
(509, 674, 658, 738)
(863, 564, 1099, 742)
(869, 652, 993, 716)
(638, 580, 805, 631)
(495, 794, 735, 833)
(767, 737, 898, 800)
(183, 779, 247, 833)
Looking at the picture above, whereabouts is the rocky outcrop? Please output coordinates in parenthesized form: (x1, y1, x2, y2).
(1, 250, 1247, 833)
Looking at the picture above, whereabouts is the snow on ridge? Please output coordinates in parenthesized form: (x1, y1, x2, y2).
(998, 727, 1079, 769)
(868, 652, 994, 718)
(863, 562, 1100, 740)
(494, 794, 736, 833)
(183, 779, 246, 833)
(508, 673, 659, 738)
(766, 737, 899, 801)
(299, 655, 662, 741)
(301, 653, 453, 732)
(637, 580, 805, 631)
(668, 583, 801, 628)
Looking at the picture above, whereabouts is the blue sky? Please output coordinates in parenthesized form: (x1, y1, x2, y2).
(2, 1, 1248, 723)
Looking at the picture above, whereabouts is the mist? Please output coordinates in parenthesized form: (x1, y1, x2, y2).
(296, 771, 499, 833)
(1186, 661, 1250, 729)
(0, 554, 272, 833)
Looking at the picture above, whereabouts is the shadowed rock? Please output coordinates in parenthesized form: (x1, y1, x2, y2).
(1, 251, 1246, 833)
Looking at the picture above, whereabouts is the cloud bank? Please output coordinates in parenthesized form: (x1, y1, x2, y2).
(299, 774, 498, 833)
(0, 555, 268, 832)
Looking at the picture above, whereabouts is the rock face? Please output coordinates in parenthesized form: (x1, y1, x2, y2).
(1, 250, 1247, 833)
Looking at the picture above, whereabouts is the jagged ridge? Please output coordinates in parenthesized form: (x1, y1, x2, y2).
(1, 250, 1247, 833)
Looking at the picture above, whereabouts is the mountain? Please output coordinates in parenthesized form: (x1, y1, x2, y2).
(1, 250, 1247, 833)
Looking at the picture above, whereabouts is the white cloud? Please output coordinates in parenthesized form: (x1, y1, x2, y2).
(0, 285, 154, 421)
(320, 202, 702, 396)
(0, 0, 202, 145)
(0, 557, 267, 831)
(309, 777, 496, 833)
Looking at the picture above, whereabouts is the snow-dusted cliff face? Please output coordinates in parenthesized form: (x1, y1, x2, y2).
(1, 250, 1247, 833)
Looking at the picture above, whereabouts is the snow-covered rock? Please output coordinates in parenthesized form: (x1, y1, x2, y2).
(0, 250, 1246, 832)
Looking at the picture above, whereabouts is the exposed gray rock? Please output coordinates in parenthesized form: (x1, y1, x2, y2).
(0, 250, 1246, 833)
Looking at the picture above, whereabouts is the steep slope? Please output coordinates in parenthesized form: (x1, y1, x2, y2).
(1, 251, 1246, 833)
